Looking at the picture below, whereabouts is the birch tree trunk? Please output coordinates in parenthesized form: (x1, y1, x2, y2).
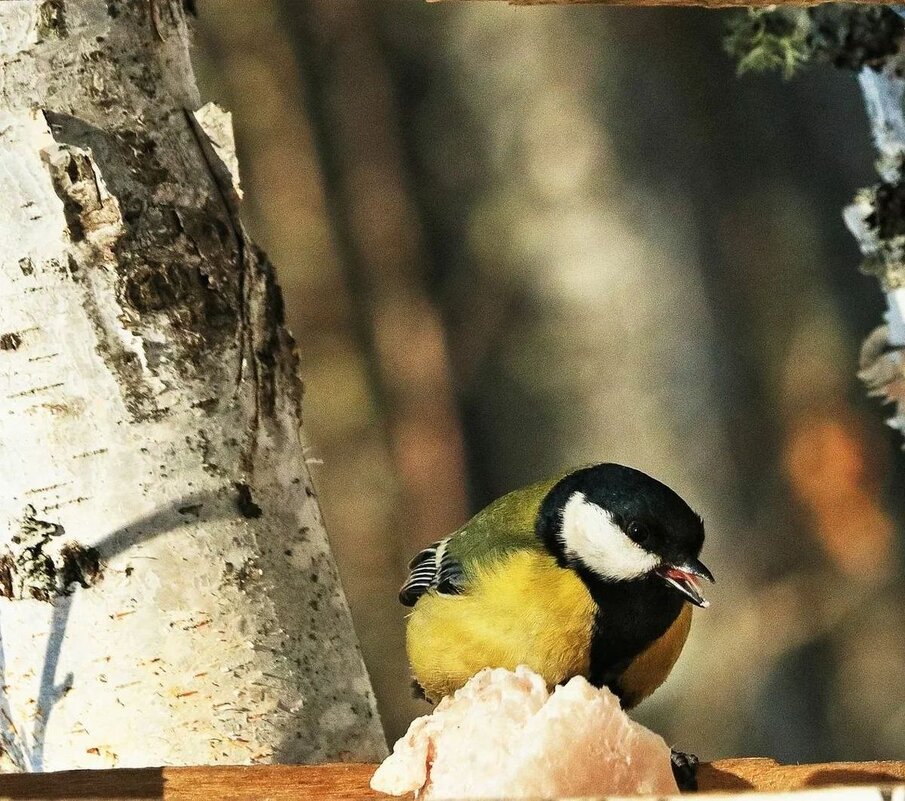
(0, 0, 385, 771)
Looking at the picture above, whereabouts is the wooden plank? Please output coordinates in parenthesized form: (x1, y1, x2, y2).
(164, 764, 393, 801)
(0, 760, 901, 799)
(700, 759, 905, 792)
(0, 764, 391, 801)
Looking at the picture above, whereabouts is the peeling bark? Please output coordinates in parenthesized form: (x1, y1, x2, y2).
(844, 52, 905, 437)
(0, 0, 384, 771)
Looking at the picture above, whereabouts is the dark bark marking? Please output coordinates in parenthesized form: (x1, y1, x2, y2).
(190, 397, 218, 413)
(234, 483, 263, 519)
(0, 333, 23, 352)
(0, 556, 13, 600)
(51, 160, 87, 242)
(183, 106, 300, 468)
(57, 543, 101, 592)
(124, 261, 221, 318)
(866, 178, 905, 241)
(248, 245, 291, 418)
(41, 112, 246, 422)
(8, 382, 65, 399)
(223, 558, 256, 591)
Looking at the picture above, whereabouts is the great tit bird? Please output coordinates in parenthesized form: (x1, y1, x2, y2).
(400, 463, 713, 710)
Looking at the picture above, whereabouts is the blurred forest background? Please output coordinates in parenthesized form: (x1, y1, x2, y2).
(193, 2, 905, 763)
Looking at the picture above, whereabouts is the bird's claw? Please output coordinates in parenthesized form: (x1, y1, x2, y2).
(670, 748, 699, 792)
(410, 678, 430, 702)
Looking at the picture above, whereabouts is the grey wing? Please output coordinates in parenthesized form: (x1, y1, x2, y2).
(398, 537, 465, 606)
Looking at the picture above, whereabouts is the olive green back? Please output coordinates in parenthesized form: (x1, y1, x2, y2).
(445, 474, 565, 578)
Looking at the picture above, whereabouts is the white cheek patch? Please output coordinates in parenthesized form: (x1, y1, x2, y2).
(560, 492, 659, 580)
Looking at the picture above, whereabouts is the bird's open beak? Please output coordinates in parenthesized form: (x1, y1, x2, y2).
(655, 557, 714, 608)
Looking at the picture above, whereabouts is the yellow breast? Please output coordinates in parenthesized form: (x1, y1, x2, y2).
(406, 550, 596, 701)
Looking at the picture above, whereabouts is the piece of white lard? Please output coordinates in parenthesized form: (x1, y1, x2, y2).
(371, 665, 679, 799)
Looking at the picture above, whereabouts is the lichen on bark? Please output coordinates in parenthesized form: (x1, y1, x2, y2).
(725, 5, 905, 78)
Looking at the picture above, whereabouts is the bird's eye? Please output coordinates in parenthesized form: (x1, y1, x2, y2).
(626, 521, 650, 546)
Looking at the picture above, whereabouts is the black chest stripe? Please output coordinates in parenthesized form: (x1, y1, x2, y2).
(583, 574, 684, 698)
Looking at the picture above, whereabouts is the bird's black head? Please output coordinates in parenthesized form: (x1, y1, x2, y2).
(537, 463, 713, 607)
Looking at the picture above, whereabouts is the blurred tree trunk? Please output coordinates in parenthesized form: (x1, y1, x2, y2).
(0, 0, 384, 770)
(278, 0, 472, 738)
(283, 1, 469, 550)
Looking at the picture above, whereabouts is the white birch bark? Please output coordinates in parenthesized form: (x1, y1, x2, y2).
(0, 0, 385, 770)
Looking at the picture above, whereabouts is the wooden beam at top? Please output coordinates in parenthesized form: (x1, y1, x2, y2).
(432, 0, 882, 8)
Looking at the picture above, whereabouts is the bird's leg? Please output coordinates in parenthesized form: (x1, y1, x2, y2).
(670, 749, 699, 792)
(410, 678, 431, 702)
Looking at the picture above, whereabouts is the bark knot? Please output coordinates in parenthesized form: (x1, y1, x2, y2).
(0, 507, 101, 602)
